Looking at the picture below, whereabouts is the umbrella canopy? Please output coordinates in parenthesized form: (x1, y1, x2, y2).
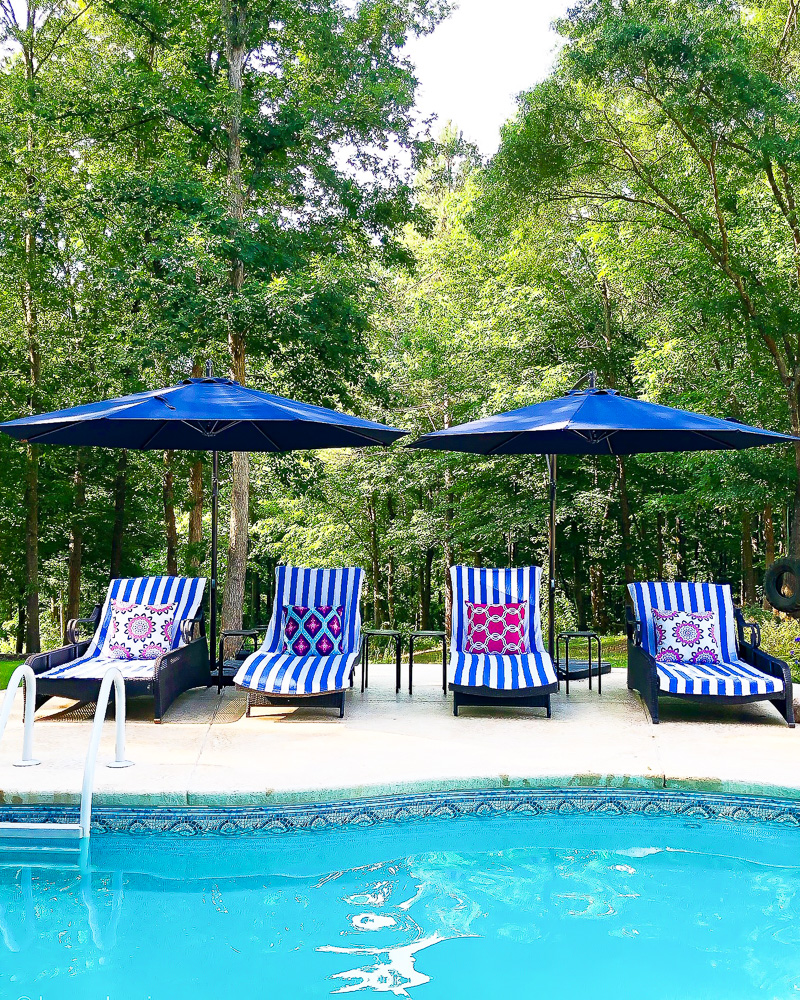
(409, 376, 799, 658)
(0, 376, 404, 451)
(1, 373, 407, 688)
(410, 385, 795, 456)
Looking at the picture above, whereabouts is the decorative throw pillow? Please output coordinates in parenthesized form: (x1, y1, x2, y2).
(107, 600, 177, 660)
(281, 605, 345, 656)
(464, 602, 528, 654)
(651, 608, 724, 665)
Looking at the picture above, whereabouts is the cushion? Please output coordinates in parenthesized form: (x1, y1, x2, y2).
(651, 607, 723, 665)
(281, 605, 345, 656)
(107, 600, 177, 660)
(464, 602, 527, 654)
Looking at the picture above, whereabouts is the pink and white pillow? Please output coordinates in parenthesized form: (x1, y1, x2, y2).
(651, 608, 724, 665)
(464, 602, 527, 654)
(107, 600, 177, 660)
(281, 605, 345, 656)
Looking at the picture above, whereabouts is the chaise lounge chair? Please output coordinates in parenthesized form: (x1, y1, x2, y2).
(449, 566, 559, 717)
(26, 576, 208, 723)
(627, 581, 794, 726)
(232, 565, 364, 718)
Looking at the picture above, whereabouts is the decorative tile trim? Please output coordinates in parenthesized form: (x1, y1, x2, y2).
(0, 789, 799, 837)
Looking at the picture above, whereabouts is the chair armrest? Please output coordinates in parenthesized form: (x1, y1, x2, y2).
(625, 607, 642, 646)
(66, 617, 98, 645)
(741, 620, 761, 649)
(26, 641, 90, 675)
(738, 642, 791, 683)
(179, 614, 204, 642)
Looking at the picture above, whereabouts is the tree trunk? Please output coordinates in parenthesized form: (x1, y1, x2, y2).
(420, 547, 434, 630)
(220, 0, 250, 655)
(367, 492, 382, 625)
(22, 32, 40, 655)
(617, 457, 634, 585)
(791, 438, 800, 557)
(163, 450, 178, 576)
(442, 403, 454, 636)
(187, 457, 204, 573)
(110, 451, 127, 579)
(590, 564, 607, 634)
(23, 442, 39, 654)
(251, 571, 261, 629)
(573, 538, 588, 631)
(386, 494, 396, 625)
(16, 603, 25, 657)
(675, 517, 687, 582)
(65, 451, 86, 642)
(763, 505, 775, 609)
(741, 512, 757, 606)
(656, 514, 665, 581)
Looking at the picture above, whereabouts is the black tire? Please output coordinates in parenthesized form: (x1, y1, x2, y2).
(764, 558, 800, 611)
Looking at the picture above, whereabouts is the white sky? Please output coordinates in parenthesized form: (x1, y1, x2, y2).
(405, 0, 571, 155)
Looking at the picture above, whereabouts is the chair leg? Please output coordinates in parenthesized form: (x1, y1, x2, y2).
(339, 692, 345, 719)
(546, 695, 551, 719)
(246, 694, 251, 718)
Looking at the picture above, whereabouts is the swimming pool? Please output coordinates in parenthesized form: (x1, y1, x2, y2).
(1, 790, 799, 998)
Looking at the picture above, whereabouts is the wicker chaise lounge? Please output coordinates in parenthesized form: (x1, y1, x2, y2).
(627, 581, 794, 726)
(449, 565, 559, 717)
(27, 576, 209, 723)
(231, 565, 364, 718)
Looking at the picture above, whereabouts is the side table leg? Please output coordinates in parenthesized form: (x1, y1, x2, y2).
(588, 637, 593, 691)
(396, 636, 402, 694)
(441, 637, 447, 694)
(597, 636, 602, 695)
(408, 635, 413, 696)
(362, 636, 368, 693)
(565, 638, 570, 697)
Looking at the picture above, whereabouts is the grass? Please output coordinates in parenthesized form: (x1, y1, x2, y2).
(0, 660, 23, 690)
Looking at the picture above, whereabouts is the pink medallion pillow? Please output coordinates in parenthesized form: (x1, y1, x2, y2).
(107, 600, 177, 660)
(464, 602, 527, 654)
(281, 605, 345, 656)
(651, 607, 724, 665)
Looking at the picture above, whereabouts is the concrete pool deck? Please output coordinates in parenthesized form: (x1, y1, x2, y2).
(0, 668, 798, 807)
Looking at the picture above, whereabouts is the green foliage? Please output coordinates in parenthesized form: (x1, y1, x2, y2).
(1, 0, 799, 653)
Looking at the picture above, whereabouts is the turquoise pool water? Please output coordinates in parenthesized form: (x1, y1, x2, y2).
(1, 805, 799, 998)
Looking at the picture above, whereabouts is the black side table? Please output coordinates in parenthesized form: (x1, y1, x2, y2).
(556, 631, 610, 695)
(408, 630, 447, 696)
(361, 629, 402, 694)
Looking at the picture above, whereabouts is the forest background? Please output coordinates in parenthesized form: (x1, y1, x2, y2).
(2, 0, 800, 670)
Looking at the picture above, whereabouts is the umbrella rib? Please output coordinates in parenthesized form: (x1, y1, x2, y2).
(251, 423, 282, 451)
(140, 421, 169, 450)
(486, 431, 527, 455)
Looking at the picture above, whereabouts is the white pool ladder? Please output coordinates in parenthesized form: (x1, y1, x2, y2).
(0, 666, 133, 844)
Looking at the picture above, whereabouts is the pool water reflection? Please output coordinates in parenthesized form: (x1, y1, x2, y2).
(0, 808, 799, 999)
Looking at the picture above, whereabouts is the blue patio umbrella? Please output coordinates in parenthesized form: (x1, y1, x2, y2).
(409, 372, 799, 658)
(0, 366, 407, 687)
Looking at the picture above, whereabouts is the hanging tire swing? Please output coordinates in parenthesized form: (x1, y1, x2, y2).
(764, 558, 800, 612)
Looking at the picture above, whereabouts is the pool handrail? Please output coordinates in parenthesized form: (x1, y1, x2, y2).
(0, 664, 40, 767)
(79, 666, 133, 839)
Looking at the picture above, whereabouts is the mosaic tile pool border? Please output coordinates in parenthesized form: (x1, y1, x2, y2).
(1, 788, 800, 836)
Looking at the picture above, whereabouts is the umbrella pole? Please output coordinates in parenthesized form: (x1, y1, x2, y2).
(211, 450, 220, 692)
(547, 454, 557, 661)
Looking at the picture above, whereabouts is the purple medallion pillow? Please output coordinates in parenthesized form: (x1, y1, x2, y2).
(651, 607, 724, 666)
(107, 600, 177, 660)
(281, 605, 345, 656)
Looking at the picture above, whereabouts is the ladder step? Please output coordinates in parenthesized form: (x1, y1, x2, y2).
(0, 822, 83, 841)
